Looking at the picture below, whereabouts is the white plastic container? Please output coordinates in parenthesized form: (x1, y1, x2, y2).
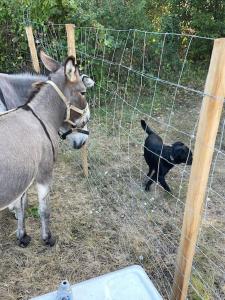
(56, 280, 73, 300)
(31, 265, 162, 300)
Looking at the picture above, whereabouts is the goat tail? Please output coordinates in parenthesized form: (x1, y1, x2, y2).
(141, 119, 153, 135)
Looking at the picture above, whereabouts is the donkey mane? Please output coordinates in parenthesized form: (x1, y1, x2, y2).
(3, 72, 47, 81)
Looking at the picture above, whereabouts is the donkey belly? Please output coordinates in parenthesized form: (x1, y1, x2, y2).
(0, 109, 54, 210)
(0, 118, 40, 209)
(0, 160, 36, 210)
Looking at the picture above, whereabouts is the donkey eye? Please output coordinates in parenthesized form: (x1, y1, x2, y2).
(80, 91, 86, 96)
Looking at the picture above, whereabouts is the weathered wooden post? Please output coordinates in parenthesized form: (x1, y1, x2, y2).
(25, 25, 40, 73)
(172, 38, 225, 300)
(66, 23, 89, 177)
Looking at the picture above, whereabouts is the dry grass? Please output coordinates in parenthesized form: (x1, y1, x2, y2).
(0, 94, 224, 300)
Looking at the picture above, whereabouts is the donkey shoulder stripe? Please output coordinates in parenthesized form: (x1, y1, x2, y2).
(24, 105, 56, 162)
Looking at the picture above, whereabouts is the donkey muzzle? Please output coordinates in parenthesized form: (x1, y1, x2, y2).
(58, 127, 89, 140)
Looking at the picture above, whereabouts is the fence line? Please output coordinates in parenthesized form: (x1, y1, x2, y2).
(21, 24, 225, 299)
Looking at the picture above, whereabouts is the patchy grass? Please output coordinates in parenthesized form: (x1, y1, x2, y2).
(0, 81, 224, 300)
(190, 275, 214, 300)
(27, 207, 39, 219)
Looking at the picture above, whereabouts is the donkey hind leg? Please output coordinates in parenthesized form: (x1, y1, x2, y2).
(8, 193, 28, 219)
(14, 194, 31, 247)
(37, 183, 55, 246)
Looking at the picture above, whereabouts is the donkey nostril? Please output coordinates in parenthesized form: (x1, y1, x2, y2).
(73, 141, 83, 149)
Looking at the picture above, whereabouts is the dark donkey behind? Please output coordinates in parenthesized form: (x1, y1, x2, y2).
(0, 51, 90, 246)
(141, 120, 193, 193)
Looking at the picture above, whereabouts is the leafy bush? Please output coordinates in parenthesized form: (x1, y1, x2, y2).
(0, 0, 224, 72)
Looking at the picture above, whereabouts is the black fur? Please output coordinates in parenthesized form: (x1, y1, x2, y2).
(141, 120, 193, 193)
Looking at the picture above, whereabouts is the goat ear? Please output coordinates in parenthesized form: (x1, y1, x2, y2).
(81, 75, 95, 88)
(64, 56, 77, 82)
(39, 49, 60, 72)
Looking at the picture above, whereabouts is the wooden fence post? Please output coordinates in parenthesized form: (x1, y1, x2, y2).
(25, 25, 40, 73)
(66, 24, 77, 61)
(172, 38, 225, 300)
(65, 23, 89, 177)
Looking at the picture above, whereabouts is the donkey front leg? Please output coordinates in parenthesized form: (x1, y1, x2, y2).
(37, 183, 55, 246)
(8, 193, 28, 219)
(14, 193, 31, 247)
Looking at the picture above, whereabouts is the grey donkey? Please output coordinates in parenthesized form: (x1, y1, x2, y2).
(0, 50, 90, 247)
(0, 68, 94, 149)
(0, 62, 94, 218)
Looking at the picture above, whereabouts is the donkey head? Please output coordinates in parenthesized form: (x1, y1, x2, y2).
(40, 50, 90, 137)
(63, 56, 90, 128)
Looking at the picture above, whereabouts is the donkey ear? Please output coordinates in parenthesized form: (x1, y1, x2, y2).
(39, 50, 60, 72)
(81, 74, 95, 88)
(64, 56, 77, 82)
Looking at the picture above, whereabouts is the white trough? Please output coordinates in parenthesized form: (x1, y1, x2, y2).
(31, 265, 162, 300)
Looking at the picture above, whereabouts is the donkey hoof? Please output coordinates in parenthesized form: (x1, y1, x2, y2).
(43, 233, 55, 247)
(18, 234, 31, 247)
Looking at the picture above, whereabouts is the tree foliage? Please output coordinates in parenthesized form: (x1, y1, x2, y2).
(0, 0, 224, 71)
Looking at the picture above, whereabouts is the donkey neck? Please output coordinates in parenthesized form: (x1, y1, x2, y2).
(0, 73, 47, 98)
(28, 73, 67, 132)
(0, 73, 48, 109)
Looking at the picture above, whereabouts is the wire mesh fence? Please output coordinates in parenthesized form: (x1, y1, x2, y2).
(0, 23, 224, 299)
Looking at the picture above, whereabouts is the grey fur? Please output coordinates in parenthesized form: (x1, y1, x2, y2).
(0, 54, 90, 246)
(0, 72, 94, 149)
(0, 71, 93, 218)
(0, 73, 47, 110)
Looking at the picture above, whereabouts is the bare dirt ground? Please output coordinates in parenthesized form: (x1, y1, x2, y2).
(0, 93, 224, 300)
